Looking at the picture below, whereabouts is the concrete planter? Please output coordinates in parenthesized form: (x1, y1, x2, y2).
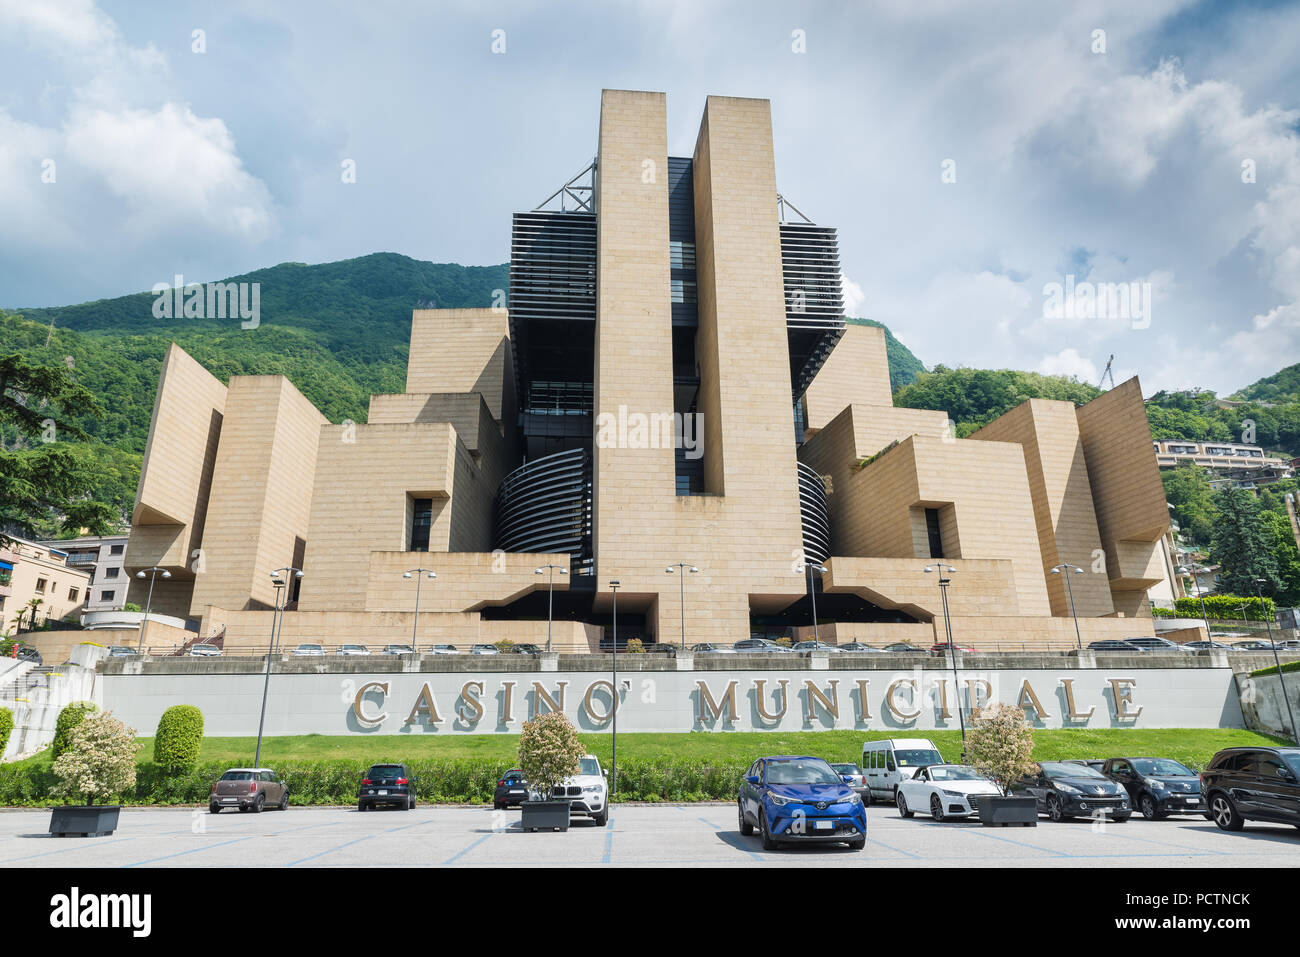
(49, 804, 121, 838)
(521, 799, 570, 832)
(978, 796, 1037, 827)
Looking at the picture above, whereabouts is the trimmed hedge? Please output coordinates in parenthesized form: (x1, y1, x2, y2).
(1251, 660, 1300, 678)
(0, 706, 12, 757)
(153, 705, 204, 771)
(51, 701, 98, 759)
(1173, 595, 1274, 621)
(0, 758, 750, 807)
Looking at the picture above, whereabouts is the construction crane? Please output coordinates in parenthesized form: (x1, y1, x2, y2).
(1097, 354, 1116, 391)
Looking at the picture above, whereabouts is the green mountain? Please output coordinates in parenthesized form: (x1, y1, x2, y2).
(4, 253, 925, 529)
(846, 317, 925, 391)
(1233, 363, 1300, 404)
(894, 366, 1103, 436)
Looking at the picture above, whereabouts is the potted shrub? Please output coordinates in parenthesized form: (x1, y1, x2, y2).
(964, 703, 1039, 827)
(517, 710, 584, 832)
(48, 710, 137, 837)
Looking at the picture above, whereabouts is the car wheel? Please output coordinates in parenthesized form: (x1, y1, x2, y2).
(896, 790, 914, 818)
(1046, 795, 1064, 822)
(1209, 793, 1244, 832)
(493, 801, 505, 811)
(407, 795, 415, 810)
(738, 802, 754, 836)
(759, 809, 778, 850)
(848, 835, 866, 850)
(209, 804, 220, 814)
(1139, 794, 1163, 820)
(252, 794, 265, 814)
(279, 791, 289, 811)
(358, 801, 368, 812)
(930, 795, 946, 823)
(594, 808, 608, 827)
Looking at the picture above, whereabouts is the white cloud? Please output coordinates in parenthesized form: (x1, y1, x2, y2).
(840, 273, 865, 316)
(1037, 348, 1098, 384)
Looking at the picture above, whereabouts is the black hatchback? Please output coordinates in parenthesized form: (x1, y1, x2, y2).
(1201, 747, 1300, 832)
(1102, 756, 1203, 819)
(358, 764, 417, 811)
(493, 768, 530, 809)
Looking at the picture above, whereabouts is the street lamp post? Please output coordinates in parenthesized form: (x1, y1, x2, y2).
(134, 567, 171, 653)
(608, 579, 621, 795)
(535, 564, 568, 652)
(403, 568, 437, 648)
(924, 563, 965, 746)
(1254, 578, 1297, 742)
(665, 563, 699, 651)
(796, 563, 829, 644)
(1050, 563, 1085, 651)
(255, 567, 302, 769)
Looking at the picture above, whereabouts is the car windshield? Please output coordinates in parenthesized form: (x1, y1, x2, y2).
(895, 749, 942, 767)
(368, 766, 404, 779)
(221, 771, 254, 781)
(578, 758, 601, 776)
(1283, 753, 1300, 776)
(298, 644, 321, 650)
(1043, 762, 1106, 780)
(1132, 758, 1194, 776)
(928, 765, 985, 781)
(766, 759, 841, 785)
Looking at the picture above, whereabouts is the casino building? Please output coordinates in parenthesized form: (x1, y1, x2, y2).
(124, 90, 1169, 652)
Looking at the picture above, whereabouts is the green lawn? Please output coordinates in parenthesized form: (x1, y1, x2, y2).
(72, 727, 1288, 770)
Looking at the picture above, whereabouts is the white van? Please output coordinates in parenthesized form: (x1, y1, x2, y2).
(861, 738, 944, 799)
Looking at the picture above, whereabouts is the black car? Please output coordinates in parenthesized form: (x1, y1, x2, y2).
(493, 768, 529, 809)
(1101, 757, 1204, 819)
(357, 763, 417, 811)
(1087, 639, 1142, 653)
(1201, 747, 1300, 832)
(514, 644, 543, 656)
(16, 646, 42, 665)
(1013, 761, 1132, 822)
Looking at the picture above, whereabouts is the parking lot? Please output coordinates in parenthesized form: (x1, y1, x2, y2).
(2, 803, 1297, 867)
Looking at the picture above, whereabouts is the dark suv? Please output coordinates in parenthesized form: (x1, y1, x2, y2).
(358, 763, 417, 811)
(1201, 747, 1300, 832)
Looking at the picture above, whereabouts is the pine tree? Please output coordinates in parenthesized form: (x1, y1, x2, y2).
(1208, 485, 1280, 596)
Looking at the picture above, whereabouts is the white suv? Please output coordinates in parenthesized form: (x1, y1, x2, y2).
(550, 754, 609, 827)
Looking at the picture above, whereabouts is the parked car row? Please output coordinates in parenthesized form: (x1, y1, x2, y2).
(693, 640, 957, 655)
(1089, 636, 1300, 653)
(288, 642, 544, 657)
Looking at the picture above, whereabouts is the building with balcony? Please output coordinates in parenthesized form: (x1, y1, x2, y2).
(1152, 439, 1293, 488)
(124, 90, 1169, 652)
(35, 533, 130, 614)
(0, 537, 91, 635)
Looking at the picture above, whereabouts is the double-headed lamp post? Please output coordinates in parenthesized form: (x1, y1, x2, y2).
(795, 563, 829, 643)
(535, 564, 568, 652)
(608, 579, 621, 795)
(403, 568, 437, 648)
(1254, 578, 1297, 742)
(134, 566, 171, 653)
(1177, 565, 1213, 642)
(1050, 563, 1085, 651)
(924, 563, 965, 746)
(255, 566, 302, 769)
(665, 563, 699, 650)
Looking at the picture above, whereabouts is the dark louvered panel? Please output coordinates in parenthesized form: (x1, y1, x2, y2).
(782, 223, 847, 400)
(493, 447, 594, 575)
(797, 462, 832, 565)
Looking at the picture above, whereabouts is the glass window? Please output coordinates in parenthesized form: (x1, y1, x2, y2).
(35, 578, 47, 593)
(105, 567, 120, 579)
(101, 590, 115, 601)
(110, 544, 124, 555)
(410, 498, 433, 551)
(894, 749, 941, 768)
(67, 587, 79, 601)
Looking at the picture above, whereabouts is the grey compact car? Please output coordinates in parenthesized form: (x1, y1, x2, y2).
(210, 768, 289, 813)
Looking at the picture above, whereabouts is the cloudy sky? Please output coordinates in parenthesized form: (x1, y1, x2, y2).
(2, 0, 1298, 395)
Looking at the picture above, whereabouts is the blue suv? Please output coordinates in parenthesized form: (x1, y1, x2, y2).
(738, 756, 867, 850)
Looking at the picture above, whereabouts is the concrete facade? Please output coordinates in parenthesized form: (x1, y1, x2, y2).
(121, 89, 1171, 656)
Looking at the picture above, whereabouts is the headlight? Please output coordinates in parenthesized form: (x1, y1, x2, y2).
(941, 789, 964, 798)
(769, 793, 794, 806)
(1056, 784, 1082, 795)
(847, 793, 862, 805)
(1146, 779, 1166, 791)
(581, 785, 602, 793)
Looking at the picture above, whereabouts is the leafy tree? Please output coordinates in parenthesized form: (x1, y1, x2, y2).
(1162, 464, 1218, 546)
(517, 710, 584, 801)
(1259, 511, 1300, 607)
(1208, 486, 1280, 596)
(895, 366, 1101, 433)
(0, 351, 117, 541)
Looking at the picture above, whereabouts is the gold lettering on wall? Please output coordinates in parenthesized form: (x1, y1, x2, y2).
(1108, 678, 1143, 720)
(532, 681, 568, 716)
(804, 680, 840, 721)
(1060, 678, 1095, 721)
(582, 680, 616, 723)
(501, 681, 515, 723)
(885, 679, 920, 721)
(458, 681, 485, 724)
(696, 680, 739, 723)
(854, 679, 872, 719)
(405, 682, 443, 725)
(753, 679, 789, 722)
(1016, 680, 1051, 719)
(934, 679, 951, 719)
(353, 680, 390, 725)
(965, 679, 991, 720)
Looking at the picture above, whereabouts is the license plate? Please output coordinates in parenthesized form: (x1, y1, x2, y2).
(378, 790, 388, 796)
(813, 820, 834, 830)
(1186, 798, 1199, 803)
(510, 789, 525, 795)
(222, 798, 237, 803)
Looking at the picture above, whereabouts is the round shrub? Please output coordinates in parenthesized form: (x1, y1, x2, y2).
(52, 701, 98, 759)
(0, 706, 12, 757)
(625, 638, 645, 654)
(153, 704, 204, 772)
